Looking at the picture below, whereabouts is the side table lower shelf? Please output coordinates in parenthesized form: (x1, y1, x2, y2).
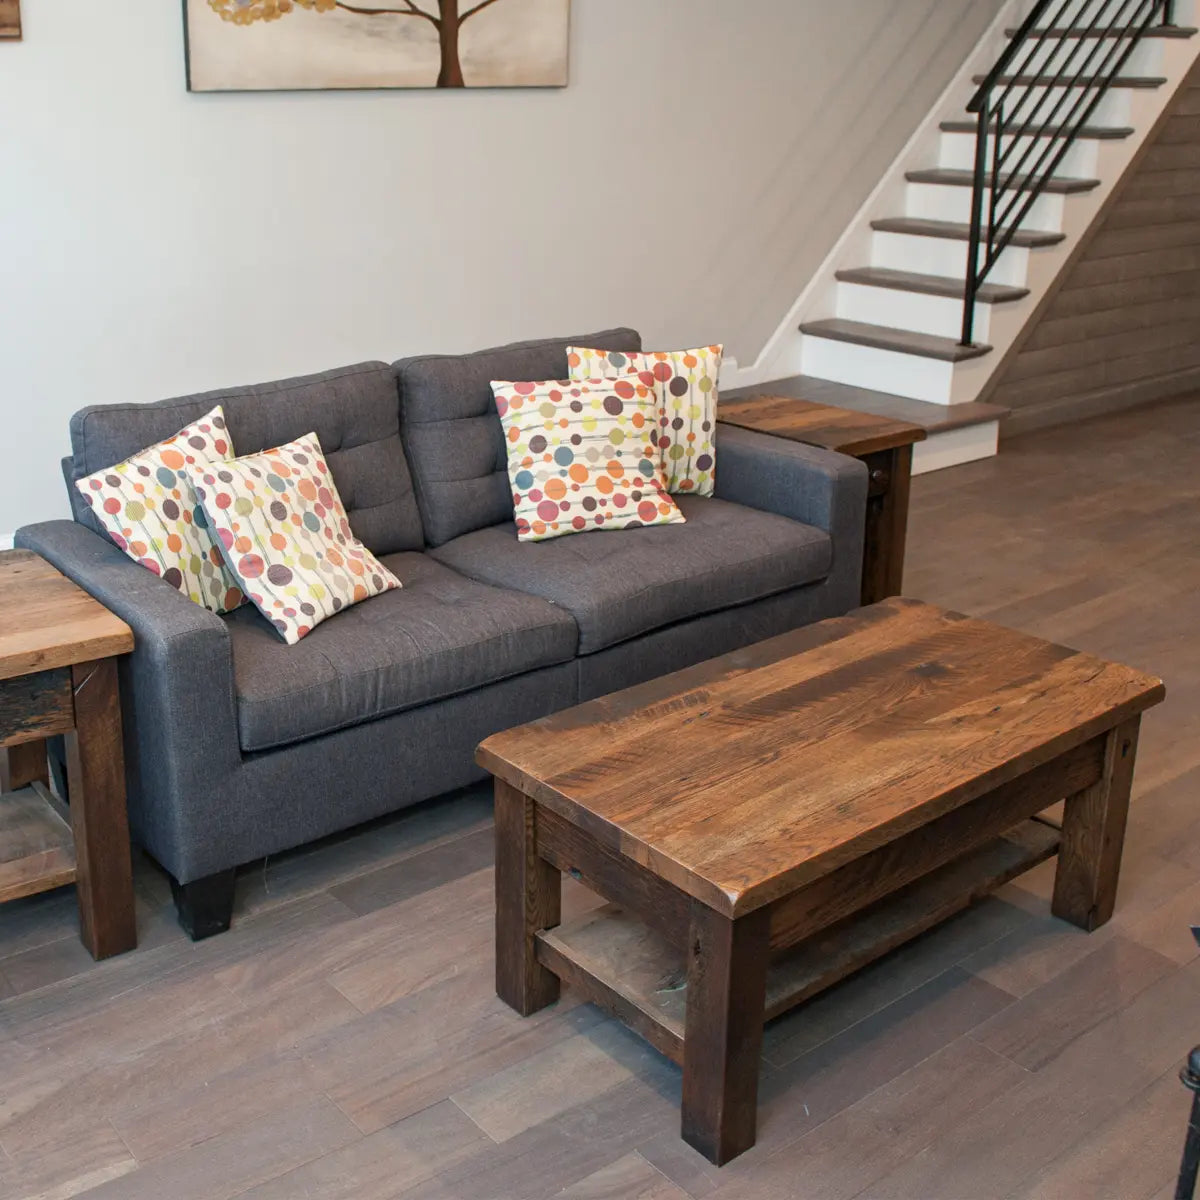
(0, 781, 77, 903)
(535, 819, 1061, 1065)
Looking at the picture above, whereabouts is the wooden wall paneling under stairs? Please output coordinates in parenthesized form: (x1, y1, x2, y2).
(987, 57, 1200, 435)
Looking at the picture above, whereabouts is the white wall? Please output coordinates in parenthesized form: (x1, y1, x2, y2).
(0, 0, 1003, 535)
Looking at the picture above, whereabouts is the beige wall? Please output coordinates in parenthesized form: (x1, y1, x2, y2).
(0, 0, 1003, 534)
(994, 58, 1200, 434)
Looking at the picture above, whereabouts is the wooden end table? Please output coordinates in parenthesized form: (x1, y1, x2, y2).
(479, 598, 1164, 1166)
(719, 396, 926, 605)
(0, 550, 137, 959)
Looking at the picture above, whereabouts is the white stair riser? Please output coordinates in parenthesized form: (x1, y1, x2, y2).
(872, 230, 1032, 287)
(800, 335, 956, 404)
(1032, 0, 1189, 23)
(1017, 36, 1164, 77)
(906, 181, 1066, 231)
(912, 421, 1001, 475)
(994, 84, 1133, 126)
(938, 130, 1099, 177)
(836, 281, 993, 343)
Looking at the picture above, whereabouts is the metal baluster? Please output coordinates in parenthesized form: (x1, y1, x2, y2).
(1177, 1048, 1200, 1199)
(961, 101, 990, 347)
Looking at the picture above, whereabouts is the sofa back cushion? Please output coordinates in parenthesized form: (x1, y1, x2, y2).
(394, 329, 642, 547)
(65, 362, 424, 556)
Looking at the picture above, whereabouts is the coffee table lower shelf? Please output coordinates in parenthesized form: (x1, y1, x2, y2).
(0, 781, 77, 904)
(536, 819, 1060, 1065)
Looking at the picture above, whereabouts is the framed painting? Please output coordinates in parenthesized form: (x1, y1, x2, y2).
(183, 0, 570, 92)
(0, 0, 21, 41)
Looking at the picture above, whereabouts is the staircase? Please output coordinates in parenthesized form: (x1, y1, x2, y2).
(736, 0, 1199, 474)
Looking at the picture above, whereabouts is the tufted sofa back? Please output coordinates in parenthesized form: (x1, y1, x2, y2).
(64, 362, 424, 555)
(394, 328, 642, 547)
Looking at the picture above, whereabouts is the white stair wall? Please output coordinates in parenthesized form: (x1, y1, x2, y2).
(721, 0, 1200, 471)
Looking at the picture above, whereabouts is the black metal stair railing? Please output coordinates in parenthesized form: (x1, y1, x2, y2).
(960, 0, 1176, 346)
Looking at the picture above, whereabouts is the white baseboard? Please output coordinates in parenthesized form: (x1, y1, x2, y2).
(913, 422, 999, 476)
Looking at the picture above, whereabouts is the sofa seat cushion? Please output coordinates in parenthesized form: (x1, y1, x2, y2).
(429, 496, 832, 656)
(227, 552, 579, 752)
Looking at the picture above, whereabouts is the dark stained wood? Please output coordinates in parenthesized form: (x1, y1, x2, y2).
(1053, 716, 1141, 932)
(0, 782, 77, 903)
(871, 216, 1066, 248)
(990, 59, 1200, 434)
(0, 550, 133, 680)
(719, 395, 926, 458)
(0, 668, 74, 747)
(798, 317, 992, 362)
(679, 901, 770, 1166)
(767, 737, 1102, 950)
(493, 778, 561, 1015)
(1, 738, 49, 790)
(717, 393, 926, 603)
(536, 807, 688, 942)
(65, 658, 136, 959)
(535, 819, 1058, 1059)
(170, 869, 238, 941)
(478, 599, 1164, 919)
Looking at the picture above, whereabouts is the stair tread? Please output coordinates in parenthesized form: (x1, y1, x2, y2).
(940, 118, 1134, 139)
(973, 73, 1167, 87)
(907, 167, 1100, 193)
(871, 216, 1066, 248)
(722, 375, 1009, 436)
(799, 318, 992, 363)
(1005, 25, 1197, 38)
(835, 266, 1029, 304)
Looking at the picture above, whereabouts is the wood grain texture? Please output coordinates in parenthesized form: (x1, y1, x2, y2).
(493, 777, 560, 1015)
(718, 394, 926, 456)
(0, 550, 133, 681)
(1, 738, 49, 790)
(65, 658, 136, 959)
(1053, 716, 1141, 931)
(479, 599, 1163, 917)
(860, 444, 913, 603)
(0, 0, 19, 39)
(680, 901, 770, 1166)
(0, 781, 77, 903)
(0, 668, 73, 747)
(991, 58, 1200, 431)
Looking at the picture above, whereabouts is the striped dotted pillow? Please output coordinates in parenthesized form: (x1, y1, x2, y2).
(187, 432, 400, 644)
(74, 405, 246, 614)
(567, 345, 722, 496)
(491, 378, 684, 542)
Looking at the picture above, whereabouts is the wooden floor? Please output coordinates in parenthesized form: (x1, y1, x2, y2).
(3, 395, 1200, 1199)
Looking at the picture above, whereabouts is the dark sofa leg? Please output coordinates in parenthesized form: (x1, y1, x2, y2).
(170, 869, 237, 940)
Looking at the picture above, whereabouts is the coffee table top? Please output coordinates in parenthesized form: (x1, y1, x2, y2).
(719, 395, 927, 457)
(477, 599, 1164, 917)
(0, 550, 133, 681)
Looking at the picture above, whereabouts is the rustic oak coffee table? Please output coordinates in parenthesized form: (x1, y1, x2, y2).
(478, 599, 1164, 1166)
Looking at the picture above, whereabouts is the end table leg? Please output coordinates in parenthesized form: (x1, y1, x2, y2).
(860, 444, 914, 606)
(65, 659, 136, 960)
(1052, 717, 1140, 932)
(1, 739, 49, 791)
(494, 778, 561, 1015)
(681, 901, 770, 1166)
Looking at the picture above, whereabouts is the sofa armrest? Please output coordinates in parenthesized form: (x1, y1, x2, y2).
(714, 423, 867, 604)
(14, 522, 242, 862)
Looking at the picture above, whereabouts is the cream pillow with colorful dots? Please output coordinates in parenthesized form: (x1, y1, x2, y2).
(187, 432, 400, 644)
(74, 406, 246, 614)
(566, 345, 722, 496)
(491, 378, 685, 542)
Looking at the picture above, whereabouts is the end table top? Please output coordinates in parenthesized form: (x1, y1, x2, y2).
(478, 599, 1164, 918)
(720, 394, 927, 457)
(0, 550, 133, 681)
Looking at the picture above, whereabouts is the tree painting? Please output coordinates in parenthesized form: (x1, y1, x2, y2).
(191, 0, 570, 92)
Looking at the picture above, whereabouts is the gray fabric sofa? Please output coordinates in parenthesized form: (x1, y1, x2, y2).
(16, 328, 868, 938)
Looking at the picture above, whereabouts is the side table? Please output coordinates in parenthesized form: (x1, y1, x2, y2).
(719, 395, 926, 605)
(0, 549, 137, 959)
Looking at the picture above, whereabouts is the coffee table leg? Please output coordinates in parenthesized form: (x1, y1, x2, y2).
(1, 739, 49, 791)
(65, 659, 136, 960)
(494, 778, 561, 1016)
(1052, 717, 1141, 933)
(681, 900, 770, 1166)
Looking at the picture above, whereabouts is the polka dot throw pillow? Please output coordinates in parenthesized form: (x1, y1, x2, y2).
(566, 345, 722, 496)
(74, 405, 246, 614)
(187, 432, 401, 644)
(491, 378, 685, 542)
